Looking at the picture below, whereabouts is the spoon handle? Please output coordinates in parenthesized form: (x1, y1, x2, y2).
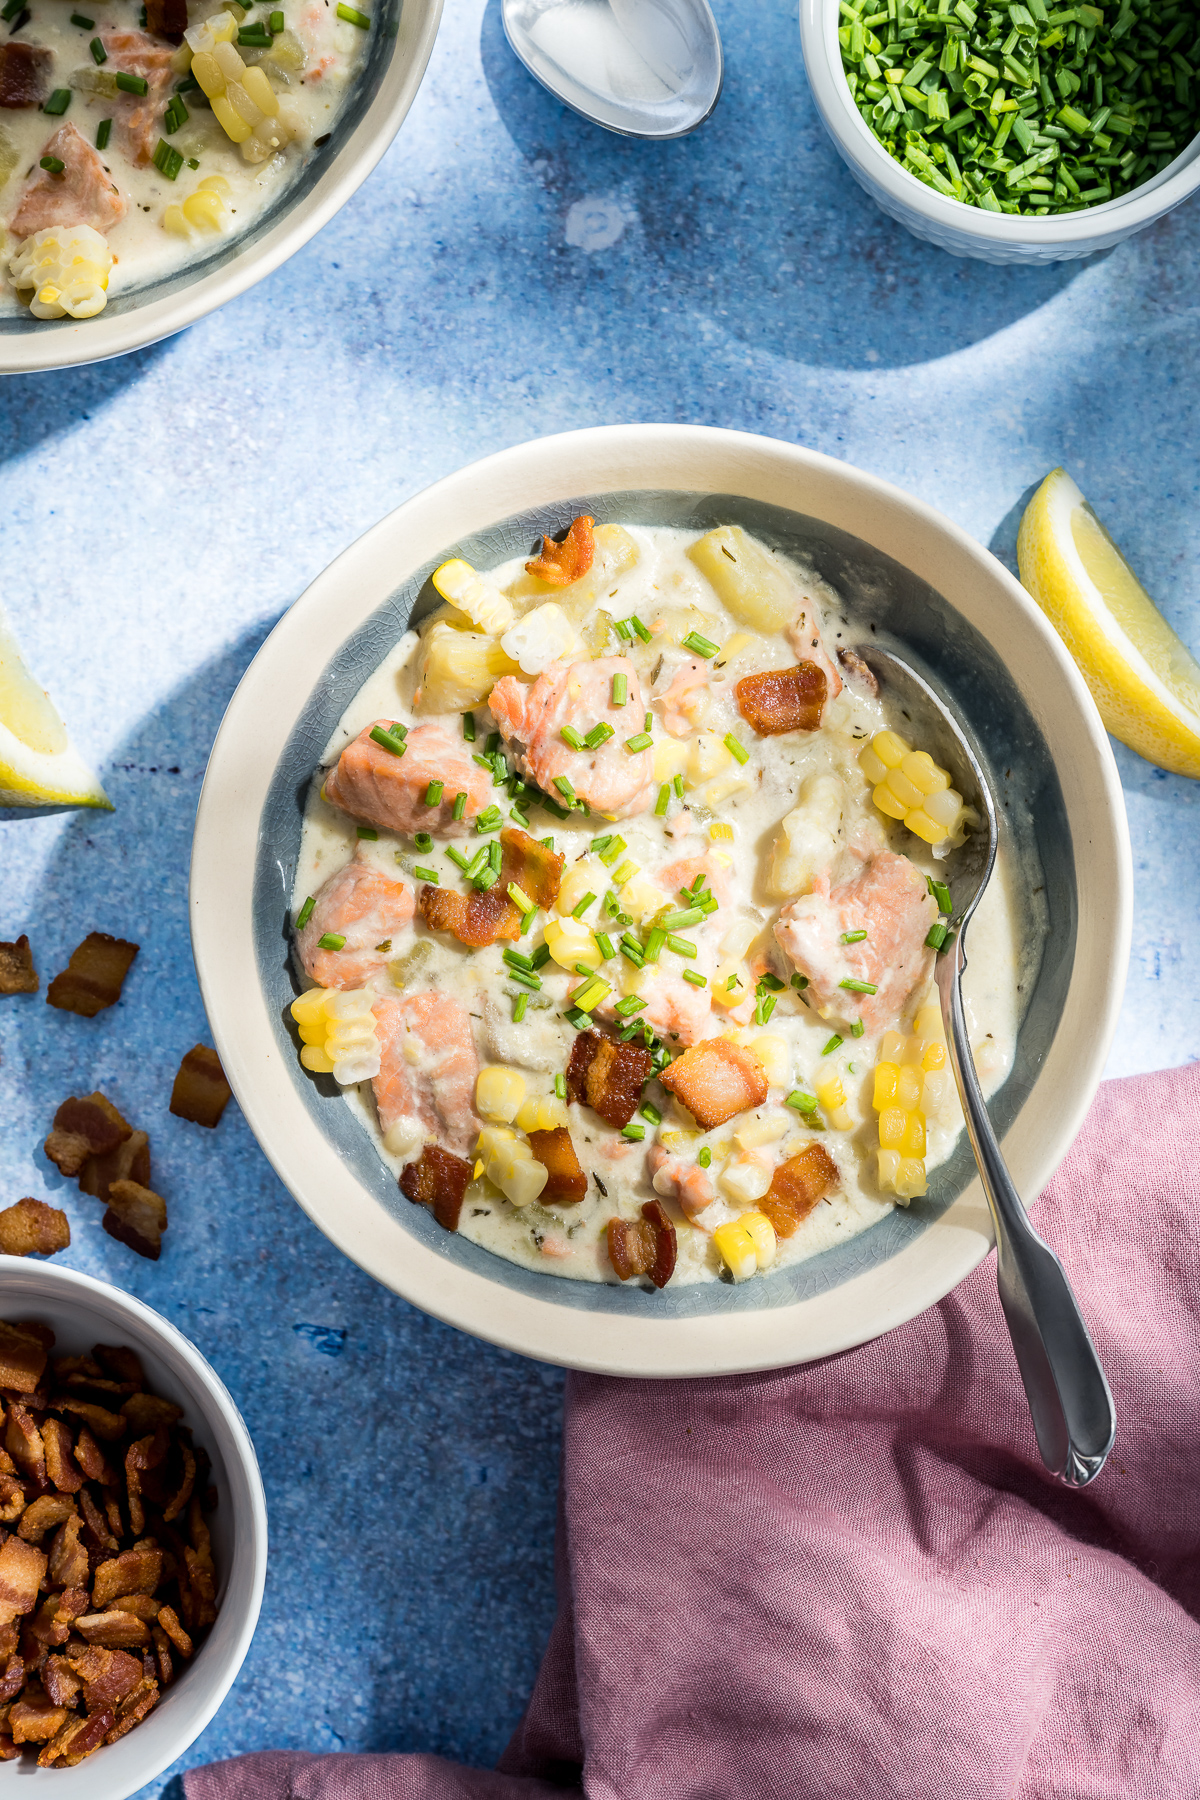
(935, 940, 1116, 1487)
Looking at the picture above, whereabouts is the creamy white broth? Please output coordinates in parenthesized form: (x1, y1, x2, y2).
(291, 523, 1038, 1289)
(0, 0, 363, 316)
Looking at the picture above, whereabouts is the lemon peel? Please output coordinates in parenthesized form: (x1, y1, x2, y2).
(0, 607, 110, 810)
(1017, 468, 1200, 779)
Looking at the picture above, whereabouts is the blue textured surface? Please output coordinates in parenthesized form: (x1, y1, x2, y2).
(0, 0, 1198, 1791)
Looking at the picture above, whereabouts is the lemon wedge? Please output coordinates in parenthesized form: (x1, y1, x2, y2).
(0, 607, 111, 810)
(1017, 468, 1200, 779)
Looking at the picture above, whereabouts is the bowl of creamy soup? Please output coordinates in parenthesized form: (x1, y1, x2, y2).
(190, 424, 1131, 1377)
(0, 0, 440, 370)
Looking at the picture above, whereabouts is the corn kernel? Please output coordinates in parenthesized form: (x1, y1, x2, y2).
(720, 919, 760, 960)
(900, 1111, 926, 1157)
(895, 1157, 927, 1199)
(873, 1061, 900, 1109)
(895, 1064, 922, 1111)
(877, 1147, 901, 1188)
(182, 187, 228, 232)
(709, 822, 734, 841)
(712, 964, 750, 1008)
(477, 1126, 547, 1207)
(901, 750, 949, 796)
(922, 1041, 946, 1072)
(619, 872, 670, 922)
(719, 1156, 772, 1205)
(476, 1066, 526, 1123)
(862, 731, 970, 846)
(545, 916, 602, 972)
(8, 226, 111, 320)
(750, 1032, 789, 1088)
(299, 1044, 336, 1074)
(914, 1003, 944, 1041)
(163, 204, 190, 237)
(858, 745, 888, 786)
(290, 984, 379, 1085)
(878, 1106, 906, 1151)
(921, 1069, 950, 1114)
(515, 1094, 570, 1133)
(873, 730, 910, 769)
(431, 559, 514, 635)
(734, 1113, 789, 1151)
(741, 1211, 776, 1264)
(713, 1211, 777, 1282)
(872, 781, 908, 821)
(879, 1030, 905, 1065)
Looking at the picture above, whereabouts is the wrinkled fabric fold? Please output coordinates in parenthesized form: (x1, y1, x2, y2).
(188, 1062, 1200, 1800)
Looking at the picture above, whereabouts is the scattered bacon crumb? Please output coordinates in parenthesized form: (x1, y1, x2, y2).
(144, 0, 186, 40)
(0, 1540, 47, 1628)
(44, 1092, 131, 1180)
(0, 935, 37, 995)
(0, 43, 52, 108)
(102, 1180, 167, 1261)
(659, 1036, 768, 1130)
(526, 1128, 586, 1203)
(169, 1045, 233, 1129)
(398, 1144, 472, 1233)
(565, 1030, 652, 1129)
(736, 663, 828, 736)
(0, 1322, 49, 1393)
(419, 828, 564, 948)
(606, 1200, 677, 1289)
(759, 1143, 840, 1237)
(10, 1685, 67, 1744)
(46, 934, 139, 1019)
(0, 1200, 69, 1259)
(525, 514, 595, 585)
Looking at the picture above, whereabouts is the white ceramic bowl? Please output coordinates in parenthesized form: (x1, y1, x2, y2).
(0, 0, 442, 374)
(191, 423, 1132, 1377)
(0, 1260, 266, 1797)
(798, 0, 1200, 263)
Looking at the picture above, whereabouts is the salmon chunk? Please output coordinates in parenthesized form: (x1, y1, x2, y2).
(294, 854, 414, 990)
(774, 850, 937, 1034)
(651, 654, 710, 738)
(489, 657, 653, 820)
(324, 720, 492, 839)
(101, 30, 173, 167)
(786, 605, 843, 708)
(9, 124, 125, 238)
(660, 1036, 768, 1130)
(371, 992, 481, 1158)
(647, 1142, 715, 1222)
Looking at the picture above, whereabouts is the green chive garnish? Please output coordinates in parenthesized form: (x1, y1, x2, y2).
(841, 930, 868, 944)
(926, 922, 949, 950)
(465, 847, 488, 881)
(682, 631, 718, 657)
(356, 826, 378, 840)
(573, 977, 610, 1014)
(839, 978, 878, 994)
(446, 846, 469, 871)
(317, 932, 345, 951)
(661, 905, 703, 931)
(474, 806, 502, 832)
(488, 839, 502, 873)
(410, 832, 431, 851)
(681, 970, 707, 988)
(423, 780, 444, 806)
(666, 934, 696, 959)
(654, 783, 670, 816)
(673, 774, 685, 799)
(927, 877, 952, 915)
(553, 775, 575, 801)
(563, 1007, 589, 1029)
(507, 967, 540, 991)
(116, 71, 149, 95)
(786, 1090, 818, 1113)
(295, 895, 315, 930)
(336, 1, 369, 21)
(594, 931, 614, 959)
(821, 1035, 843, 1056)
(452, 791, 467, 821)
(622, 1122, 646, 1141)
(462, 712, 476, 742)
(89, 35, 107, 61)
(513, 993, 528, 1022)
(270, 5, 284, 22)
(485, 731, 500, 753)
(369, 725, 406, 756)
(724, 733, 749, 765)
(561, 726, 585, 751)
(71, 11, 94, 23)
(40, 155, 66, 173)
(611, 673, 628, 707)
(96, 119, 112, 149)
(629, 615, 651, 643)
(510, 805, 530, 828)
(571, 892, 597, 919)
(529, 942, 552, 970)
(851, 1020, 865, 1038)
(641, 1101, 662, 1125)
(584, 722, 614, 748)
(614, 995, 646, 1017)
(503, 948, 534, 971)
(757, 973, 785, 992)
(624, 733, 653, 753)
(414, 865, 438, 883)
(697, 1146, 712, 1167)
(791, 972, 809, 992)
(553, 1073, 567, 1098)
(643, 927, 667, 964)
(613, 618, 632, 641)
(598, 836, 626, 866)
(508, 882, 534, 915)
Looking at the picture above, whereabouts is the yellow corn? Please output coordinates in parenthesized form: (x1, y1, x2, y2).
(476, 1066, 526, 1124)
(712, 964, 750, 1009)
(858, 730, 972, 846)
(873, 1012, 947, 1201)
(476, 1126, 547, 1208)
(653, 736, 689, 783)
(556, 859, 603, 917)
(816, 1071, 853, 1132)
(713, 1211, 777, 1282)
(544, 916, 602, 972)
(418, 619, 519, 713)
(431, 558, 514, 635)
(8, 226, 112, 320)
(163, 175, 232, 239)
(515, 1093, 570, 1133)
(289, 986, 379, 1085)
(187, 10, 299, 160)
(709, 821, 734, 841)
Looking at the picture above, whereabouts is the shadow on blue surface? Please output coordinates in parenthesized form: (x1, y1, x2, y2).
(0, 340, 172, 461)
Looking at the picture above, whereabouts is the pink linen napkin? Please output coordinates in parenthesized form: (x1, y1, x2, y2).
(188, 1062, 1200, 1800)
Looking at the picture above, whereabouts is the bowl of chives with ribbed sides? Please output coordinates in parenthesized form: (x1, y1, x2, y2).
(799, 0, 1200, 263)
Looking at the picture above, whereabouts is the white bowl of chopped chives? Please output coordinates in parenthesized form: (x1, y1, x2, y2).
(800, 0, 1200, 262)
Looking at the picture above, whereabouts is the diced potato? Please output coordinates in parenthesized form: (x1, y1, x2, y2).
(418, 620, 519, 712)
(687, 527, 801, 633)
(767, 774, 843, 899)
(688, 731, 731, 783)
(719, 1156, 772, 1205)
(653, 737, 689, 784)
(734, 1113, 789, 1151)
(619, 872, 670, 922)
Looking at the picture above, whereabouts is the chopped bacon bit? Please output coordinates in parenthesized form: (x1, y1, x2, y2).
(836, 645, 879, 697)
(58, 1400, 125, 1444)
(40, 1655, 77, 1708)
(0, 1200, 69, 1259)
(162, 1439, 196, 1524)
(78, 1486, 118, 1553)
(6, 1403, 46, 1483)
(525, 514, 595, 585)
(759, 1143, 840, 1238)
(46, 1518, 88, 1592)
(16, 1497, 76, 1545)
(102, 1591, 159, 1620)
(169, 1045, 233, 1129)
(150, 1624, 174, 1687)
(46, 934, 139, 1019)
(565, 1030, 652, 1129)
(41, 1422, 83, 1497)
(104, 1676, 158, 1742)
(92, 1547, 162, 1610)
(65, 1640, 144, 1709)
(0, 1479, 25, 1527)
(72, 1428, 113, 1486)
(606, 1200, 677, 1289)
(121, 1391, 181, 1434)
(659, 1036, 768, 1131)
(736, 663, 828, 736)
(0, 43, 52, 108)
(155, 1603, 192, 1658)
(39, 1705, 115, 1767)
(419, 828, 564, 948)
(398, 1144, 472, 1233)
(74, 1612, 150, 1649)
(80, 1131, 152, 1206)
(0, 1655, 23, 1704)
(95, 1345, 144, 1388)
(124, 1432, 168, 1536)
(527, 1128, 587, 1203)
(144, 0, 186, 39)
(102, 1180, 167, 1261)
(0, 935, 37, 995)
(0, 1322, 49, 1393)
(0, 1734, 15, 1762)
(0, 1539, 47, 1627)
(10, 1684, 67, 1744)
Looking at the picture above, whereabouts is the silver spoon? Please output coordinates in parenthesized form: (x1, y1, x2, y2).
(859, 644, 1116, 1488)
(501, 0, 723, 140)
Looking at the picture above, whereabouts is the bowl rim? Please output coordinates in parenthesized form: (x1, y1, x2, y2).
(797, 0, 1200, 246)
(0, 1258, 268, 1792)
(190, 422, 1133, 1378)
(0, 0, 443, 376)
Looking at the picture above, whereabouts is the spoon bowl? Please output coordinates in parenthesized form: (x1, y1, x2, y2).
(501, 0, 723, 139)
(860, 643, 1117, 1488)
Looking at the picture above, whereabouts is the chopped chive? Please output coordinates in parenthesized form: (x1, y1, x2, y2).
(598, 836, 626, 867)
(613, 617, 632, 641)
(629, 614, 651, 643)
(446, 846, 470, 871)
(462, 712, 476, 742)
(666, 934, 697, 959)
(611, 673, 628, 707)
(154, 139, 183, 180)
(474, 806, 502, 832)
(317, 932, 345, 951)
(643, 927, 667, 964)
(697, 1145, 712, 1167)
(564, 1007, 589, 1029)
(513, 993, 528, 1023)
(541, 836, 555, 850)
(186, 157, 199, 168)
(786, 1090, 818, 1113)
(488, 839, 502, 873)
(791, 972, 809, 992)
(530, 942, 552, 970)
(757, 973, 785, 992)
(594, 931, 614, 959)
(413, 865, 439, 883)
(336, 1, 370, 21)
(43, 89, 72, 115)
(644, 711, 653, 732)
(641, 1101, 662, 1125)
(503, 948, 534, 971)
(584, 721, 614, 749)
(839, 977, 878, 994)
(673, 774, 685, 799)
(465, 847, 488, 881)
(507, 967, 541, 991)
(424, 780, 444, 806)
(561, 725, 586, 751)
(573, 977, 610, 1014)
(614, 995, 647, 1017)
(40, 155, 65, 173)
(754, 995, 777, 1025)
(90, 35, 107, 61)
(840, 930, 868, 944)
(926, 922, 949, 950)
(472, 754, 493, 770)
(927, 877, 952, 915)
(654, 784, 671, 817)
(681, 970, 707, 988)
(725, 974, 739, 991)
(508, 882, 534, 915)
(851, 1020, 865, 1038)
(413, 832, 433, 852)
(295, 895, 315, 930)
(540, 797, 570, 820)
(115, 70, 150, 95)
(452, 791, 467, 821)
(369, 725, 406, 756)
(553, 775, 575, 801)
(624, 733, 653, 753)
(554, 1073, 567, 1098)
(482, 736, 499, 760)
(622, 1122, 646, 1141)
(723, 733, 749, 765)
(571, 891, 597, 919)
(660, 906, 703, 930)
(682, 631, 718, 657)
(573, 961, 595, 978)
(619, 945, 644, 969)
(356, 826, 378, 841)
(509, 805, 530, 828)
(821, 1035, 843, 1056)
(96, 118, 112, 149)
(270, 5, 284, 23)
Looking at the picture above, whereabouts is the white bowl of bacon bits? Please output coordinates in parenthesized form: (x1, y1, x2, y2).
(0, 1262, 265, 1795)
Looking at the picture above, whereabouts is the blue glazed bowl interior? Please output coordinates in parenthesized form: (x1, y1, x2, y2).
(254, 490, 1074, 1321)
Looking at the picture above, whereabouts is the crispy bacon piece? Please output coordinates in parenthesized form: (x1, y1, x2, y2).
(77, 1486, 118, 1553)
(121, 1392, 181, 1434)
(46, 933, 138, 1019)
(74, 1612, 150, 1649)
(162, 1440, 196, 1523)
(46, 1518, 88, 1592)
(606, 1200, 677, 1289)
(41, 1422, 82, 1497)
(0, 1322, 49, 1393)
(182, 1495, 217, 1629)
(565, 1030, 652, 1129)
(156, 1603, 192, 1658)
(103, 1592, 159, 1620)
(0, 1478, 25, 1526)
(103, 1180, 167, 1261)
(10, 1684, 67, 1744)
(124, 1432, 167, 1535)
(0, 1652, 22, 1703)
(17, 1496, 76, 1545)
(0, 43, 52, 108)
(105, 1676, 158, 1742)
(759, 1143, 840, 1238)
(0, 1539, 47, 1627)
(0, 935, 37, 994)
(6, 1403, 46, 1483)
(73, 1428, 113, 1486)
(96, 1345, 144, 1388)
(169, 1045, 233, 1129)
(419, 828, 564, 948)
(44, 1091, 147, 1203)
(40, 1656, 79, 1708)
(0, 1200, 69, 1259)
(659, 1037, 768, 1131)
(150, 1624, 174, 1687)
(736, 662, 827, 736)
(58, 1400, 125, 1444)
(398, 1144, 472, 1233)
(527, 1128, 587, 1203)
(525, 514, 594, 585)
(92, 1546, 163, 1610)
(145, 0, 186, 39)
(39, 1706, 115, 1767)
